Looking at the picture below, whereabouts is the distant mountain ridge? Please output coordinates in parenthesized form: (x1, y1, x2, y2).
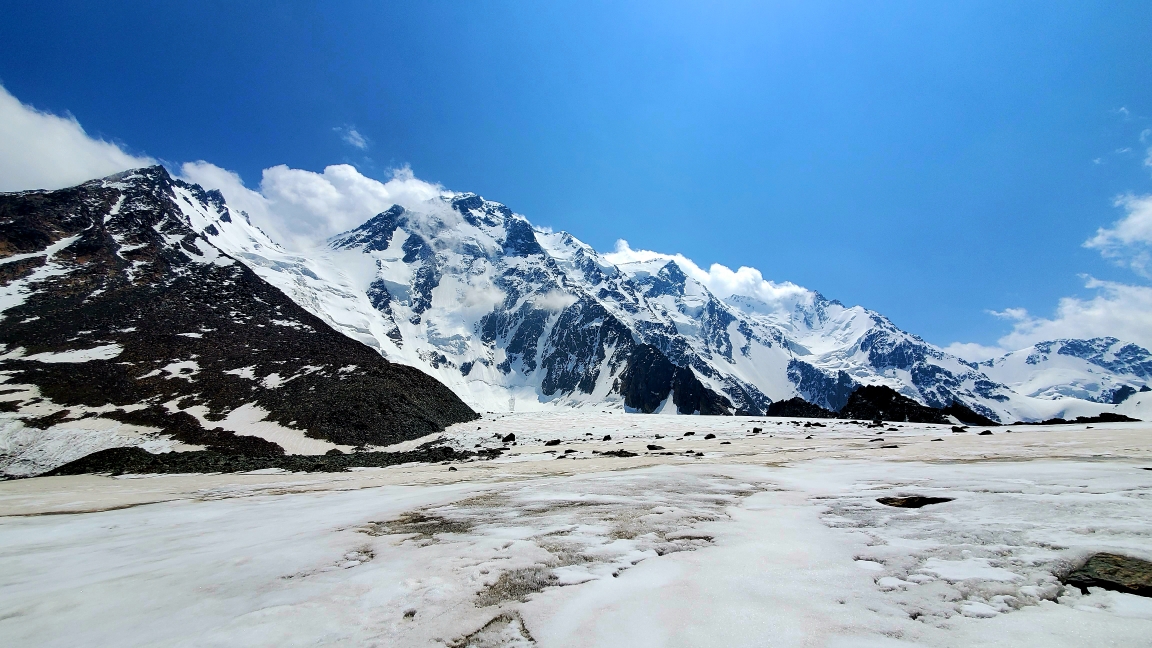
(174, 175, 1148, 423)
(978, 338, 1152, 404)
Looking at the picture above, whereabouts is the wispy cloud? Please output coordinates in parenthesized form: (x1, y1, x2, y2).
(0, 84, 153, 191)
(1085, 193, 1152, 277)
(334, 125, 368, 150)
(946, 278, 1152, 360)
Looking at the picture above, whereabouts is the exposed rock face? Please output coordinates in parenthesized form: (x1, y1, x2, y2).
(0, 167, 477, 472)
(615, 344, 733, 415)
(765, 396, 837, 419)
(838, 385, 952, 424)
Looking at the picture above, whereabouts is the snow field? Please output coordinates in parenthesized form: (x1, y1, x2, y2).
(2, 414, 1152, 646)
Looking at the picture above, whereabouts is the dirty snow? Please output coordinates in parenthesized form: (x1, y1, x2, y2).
(1, 413, 1151, 646)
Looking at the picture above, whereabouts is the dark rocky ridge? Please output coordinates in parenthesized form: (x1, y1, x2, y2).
(43, 445, 478, 476)
(765, 396, 837, 419)
(837, 386, 953, 424)
(0, 167, 478, 462)
(614, 344, 734, 415)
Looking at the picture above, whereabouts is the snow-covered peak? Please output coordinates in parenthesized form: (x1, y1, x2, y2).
(980, 337, 1151, 403)
(89, 170, 1149, 423)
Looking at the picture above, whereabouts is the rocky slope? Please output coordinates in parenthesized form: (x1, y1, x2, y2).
(0, 167, 477, 477)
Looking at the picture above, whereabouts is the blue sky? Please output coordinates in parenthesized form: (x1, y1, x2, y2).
(2, 1, 1152, 353)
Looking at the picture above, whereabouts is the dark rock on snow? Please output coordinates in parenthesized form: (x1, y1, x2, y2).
(766, 396, 837, 419)
(1065, 553, 1152, 597)
(45, 445, 474, 476)
(877, 496, 953, 508)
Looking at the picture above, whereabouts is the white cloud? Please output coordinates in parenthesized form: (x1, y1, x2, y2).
(1084, 194, 1152, 277)
(604, 240, 812, 308)
(988, 307, 1029, 321)
(947, 278, 1152, 361)
(994, 278, 1152, 350)
(180, 162, 445, 250)
(531, 290, 578, 311)
(0, 84, 153, 192)
(941, 342, 1006, 362)
(335, 126, 368, 150)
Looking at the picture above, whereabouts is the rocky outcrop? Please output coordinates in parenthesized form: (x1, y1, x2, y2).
(614, 344, 733, 415)
(765, 396, 837, 419)
(837, 385, 951, 424)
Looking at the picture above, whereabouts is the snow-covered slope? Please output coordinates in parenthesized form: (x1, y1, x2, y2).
(184, 183, 1150, 422)
(979, 338, 1151, 403)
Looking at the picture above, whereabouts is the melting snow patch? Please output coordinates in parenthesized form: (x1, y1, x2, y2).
(161, 360, 199, 381)
(920, 558, 1023, 583)
(182, 402, 347, 455)
(23, 344, 123, 363)
(224, 366, 257, 380)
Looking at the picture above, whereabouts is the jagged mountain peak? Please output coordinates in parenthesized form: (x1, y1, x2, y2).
(17, 166, 1142, 426)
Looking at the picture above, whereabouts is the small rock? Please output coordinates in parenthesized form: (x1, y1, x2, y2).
(501, 433, 515, 443)
(448, 466, 457, 471)
(930, 438, 943, 442)
(403, 609, 417, 619)
(951, 426, 967, 433)
(752, 427, 762, 433)
(603, 435, 612, 441)
(805, 435, 813, 439)
(683, 431, 695, 436)
(564, 449, 575, 453)
(979, 430, 992, 435)
(544, 439, 561, 446)
(647, 444, 664, 451)
(704, 433, 716, 439)
(877, 496, 953, 508)
(720, 441, 730, 444)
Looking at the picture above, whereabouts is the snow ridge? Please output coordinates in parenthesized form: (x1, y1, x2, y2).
(184, 182, 1151, 422)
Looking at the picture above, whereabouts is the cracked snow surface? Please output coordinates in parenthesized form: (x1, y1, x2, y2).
(2, 415, 1152, 646)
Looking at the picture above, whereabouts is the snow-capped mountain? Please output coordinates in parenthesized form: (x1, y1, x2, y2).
(978, 338, 1151, 403)
(0, 167, 476, 476)
(178, 177, 1148, 423)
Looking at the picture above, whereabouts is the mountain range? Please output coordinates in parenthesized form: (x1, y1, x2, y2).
(189, 170, 1151, 421)
(0, 167, 1148, 475)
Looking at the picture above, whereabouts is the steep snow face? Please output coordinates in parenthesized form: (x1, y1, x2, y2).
(186, 186, 1150, 422)
(980, 338, 1152, 403)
